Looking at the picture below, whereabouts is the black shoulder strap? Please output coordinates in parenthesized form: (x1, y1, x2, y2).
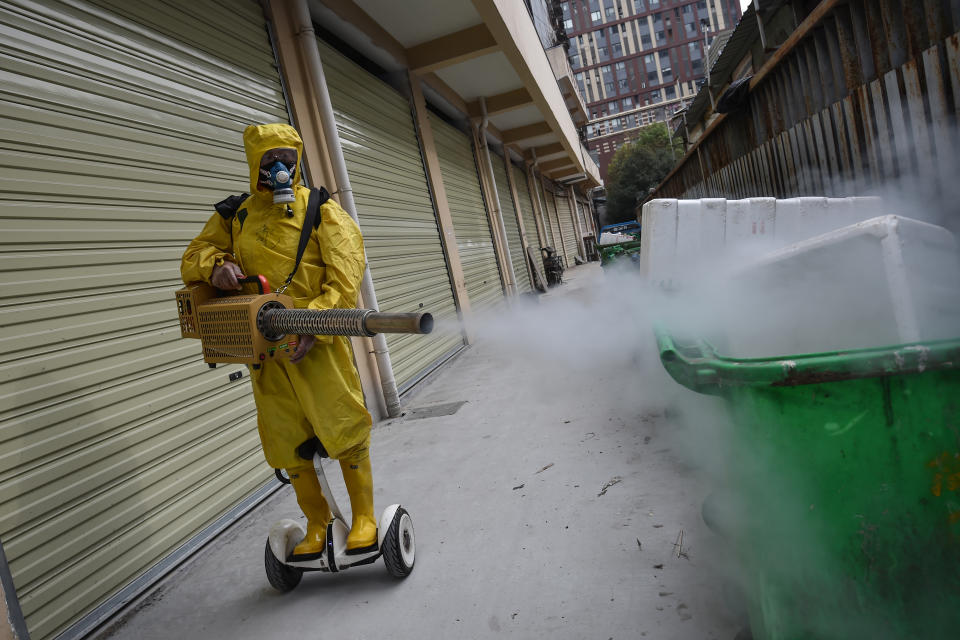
(214, 192, 250, 219)
(279, 187, 331, 292)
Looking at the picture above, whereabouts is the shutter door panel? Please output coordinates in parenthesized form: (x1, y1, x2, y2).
(428, 113, 504, 312)
(511, 163, 541, 250)
(491, 153, 532, 293)
(544, 185, 564, 257)
(555, 193, 579, 267)
(577, 197, 592, 236)
(0, 1, 285, 638)
(318, 39, 462, 387)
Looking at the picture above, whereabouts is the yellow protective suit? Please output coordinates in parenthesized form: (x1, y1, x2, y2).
(181, 123, 372, 469)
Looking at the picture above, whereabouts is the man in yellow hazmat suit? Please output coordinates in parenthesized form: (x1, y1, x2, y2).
(181, 123, 377, 559)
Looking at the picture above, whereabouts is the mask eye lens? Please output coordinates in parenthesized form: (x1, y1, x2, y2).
(260, 148, 297, 169)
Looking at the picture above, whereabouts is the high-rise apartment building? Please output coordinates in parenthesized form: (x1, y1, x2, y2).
(560, 0, 742, 181)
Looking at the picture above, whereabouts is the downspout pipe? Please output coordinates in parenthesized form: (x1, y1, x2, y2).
(479, 97, 517, 297)
(291, 0, 402, 417)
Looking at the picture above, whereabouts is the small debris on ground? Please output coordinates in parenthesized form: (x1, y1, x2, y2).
(535, 463, 554, 474)
(659, 592, 673, 597)
(636, 538, 642, 549)
(653, 524, 663, 528)
(598, 476, 623, 497)
(512, 483, 525, 490)
(653, 564, 664, 569)
(674, 529, 684, 558)
(511, 612, 518, 620)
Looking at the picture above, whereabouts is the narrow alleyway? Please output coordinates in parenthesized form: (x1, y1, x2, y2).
(96, 264, 740, 640)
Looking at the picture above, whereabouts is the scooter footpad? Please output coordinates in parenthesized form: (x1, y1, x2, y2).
(287, 550, 325, 562)
(344, 541, 379, 556)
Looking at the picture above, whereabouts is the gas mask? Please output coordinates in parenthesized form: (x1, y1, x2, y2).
(260, 160, 296, 204)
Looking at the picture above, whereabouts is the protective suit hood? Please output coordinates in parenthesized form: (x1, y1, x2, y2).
(243, 123, 304, 195)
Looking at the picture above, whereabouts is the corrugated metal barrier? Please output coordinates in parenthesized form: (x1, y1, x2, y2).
(654, 0, 960, 202)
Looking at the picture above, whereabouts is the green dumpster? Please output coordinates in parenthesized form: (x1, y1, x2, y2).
(656, 329, 960, 639)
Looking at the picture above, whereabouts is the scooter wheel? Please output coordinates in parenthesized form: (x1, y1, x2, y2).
(382, 507, 415, 578)
(264, 540, 303, 592)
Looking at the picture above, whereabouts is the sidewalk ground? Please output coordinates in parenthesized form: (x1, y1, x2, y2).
(96, 263, 741, 640)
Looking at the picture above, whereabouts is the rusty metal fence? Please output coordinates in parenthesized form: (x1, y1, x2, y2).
(652, 0, 960, 201)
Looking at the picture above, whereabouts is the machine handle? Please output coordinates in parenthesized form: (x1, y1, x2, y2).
(237, 275, 271, 294)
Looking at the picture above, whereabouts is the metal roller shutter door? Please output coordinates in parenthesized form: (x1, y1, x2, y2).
(317, 40, 462, 388)
(511, 163, 540, 250)
(555, 193, 579, 267)
(491, 154, 531, 293)
(428, 114, 504, 312)
(543, 184, 564, 261)
(0, 1, 287, 637)
(577, 197, 592, 235)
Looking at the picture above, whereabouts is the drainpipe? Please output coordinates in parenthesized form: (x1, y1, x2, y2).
(291, 0, 402, 417)
(478, 97, 517, 297)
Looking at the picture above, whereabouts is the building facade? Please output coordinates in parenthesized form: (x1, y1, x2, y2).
(0, 1, 600, 638)
(561, 0, 742, 180)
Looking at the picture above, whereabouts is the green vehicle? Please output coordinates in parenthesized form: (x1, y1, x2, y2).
(656, 329, 960, 639)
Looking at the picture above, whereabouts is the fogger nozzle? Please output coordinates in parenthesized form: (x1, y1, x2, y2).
(260, 307, 433, 339)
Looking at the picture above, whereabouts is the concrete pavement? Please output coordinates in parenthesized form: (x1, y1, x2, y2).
(95, 263, 741, 640)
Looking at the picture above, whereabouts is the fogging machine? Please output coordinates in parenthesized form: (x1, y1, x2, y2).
(176, 275, 433, 366)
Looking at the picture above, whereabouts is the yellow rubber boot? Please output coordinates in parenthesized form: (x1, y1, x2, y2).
(287, 465, 332, 560)
(340, 448, 378, 554)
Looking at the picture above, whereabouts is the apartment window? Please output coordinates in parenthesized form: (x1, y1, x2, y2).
(665, 85, 676, 100)
(623, 95, 634, 109)
(633, 0, 646, 12)
(604, 0, 616, 20)
(610, 28, 622, 58)
(637, 20, 652, 48)
(659, 50, 673, 83)
(595, 29, 609, 62)
(683, 4, 693, 15)
(608, 100, 620, 115)
(565, 18, 574, 30)
(649, 0, 660, 7)
(654, 14, 666, 45)
(615, 60, 629, 90)
(591, 9, 602, 22)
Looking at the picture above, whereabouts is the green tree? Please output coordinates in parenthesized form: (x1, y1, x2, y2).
(605, 123, 683, 221)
